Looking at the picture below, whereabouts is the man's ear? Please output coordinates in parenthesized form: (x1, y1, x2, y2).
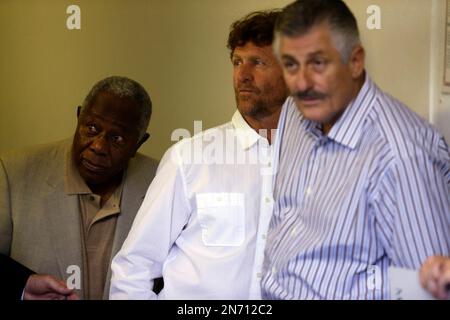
(131, 133, 150, 157)
(349, 45, 365, 79)
(77, 106, 82, 118)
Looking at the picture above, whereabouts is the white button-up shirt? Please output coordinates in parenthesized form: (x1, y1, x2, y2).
(110, 106, 286, 300)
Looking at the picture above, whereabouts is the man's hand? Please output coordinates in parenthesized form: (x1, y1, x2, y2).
(24, 274, 79, 300)
(420, 256, 450, 300)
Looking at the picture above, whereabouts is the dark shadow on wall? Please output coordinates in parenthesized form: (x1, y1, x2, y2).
(435, 109, 450, 143)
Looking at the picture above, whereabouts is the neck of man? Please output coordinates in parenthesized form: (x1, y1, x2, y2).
(242, 106, 283, 145)
(322, 74, 366, 136)
(88, 174, 123, 207)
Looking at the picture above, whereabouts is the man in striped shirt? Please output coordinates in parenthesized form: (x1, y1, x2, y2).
(262, 0, 450, 299)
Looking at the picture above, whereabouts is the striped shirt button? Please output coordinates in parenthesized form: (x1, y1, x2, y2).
(305, 187, 312, 196)
(291, 227, 298, 237)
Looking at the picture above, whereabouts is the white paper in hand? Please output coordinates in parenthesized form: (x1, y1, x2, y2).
(389, 267, 435, 300)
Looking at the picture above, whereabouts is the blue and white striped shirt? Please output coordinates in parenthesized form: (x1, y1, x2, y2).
(262, 75, 450, 300)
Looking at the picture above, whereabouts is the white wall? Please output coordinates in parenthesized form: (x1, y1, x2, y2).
(0, 0, 447, 159)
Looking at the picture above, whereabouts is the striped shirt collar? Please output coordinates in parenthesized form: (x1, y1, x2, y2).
(300, 73, 377, 150)
(231, 109, 267, 150)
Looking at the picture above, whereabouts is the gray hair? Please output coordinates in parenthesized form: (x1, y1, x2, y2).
(81, 76, 152, 139)
(274, 0, 361, 63)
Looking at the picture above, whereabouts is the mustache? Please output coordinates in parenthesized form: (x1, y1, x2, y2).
(293, 89, 326, 100)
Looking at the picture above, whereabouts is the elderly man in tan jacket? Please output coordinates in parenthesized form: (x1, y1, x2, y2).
(0, 76, 158, 299)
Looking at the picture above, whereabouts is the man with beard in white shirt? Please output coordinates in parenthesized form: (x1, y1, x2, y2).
(109, 10, 290, 299)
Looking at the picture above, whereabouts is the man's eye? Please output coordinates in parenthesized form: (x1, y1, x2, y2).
(86, 125, 98, 134)
(232, 60, 241, 67)
(314, 60, 324, 66)
(112, 135, 125, 145)
(312, 59, 326, 71)
(283, 61, 297, 72)
(255, 59, 266, 66)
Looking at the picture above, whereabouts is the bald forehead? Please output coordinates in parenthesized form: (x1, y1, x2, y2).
(83, 91, 142, 131)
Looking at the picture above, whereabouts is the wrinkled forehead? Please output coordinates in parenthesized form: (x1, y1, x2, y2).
(278, 23, 339, 58)
(232, 42, 277, 60)
(82, 91, 141, 131)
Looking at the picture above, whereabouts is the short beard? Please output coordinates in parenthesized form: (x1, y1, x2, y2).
(238, 94, 286, 120)
(242, 101, 273, 120)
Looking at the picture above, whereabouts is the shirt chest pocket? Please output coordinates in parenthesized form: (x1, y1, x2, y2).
(195, 193, 246, 247)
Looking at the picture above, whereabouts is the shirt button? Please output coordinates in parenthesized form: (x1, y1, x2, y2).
(89, 196, 95, 201)
(256, 273, 262, 278)
(265, 197, 271, 204)
(305, 187, 312, 196)
(262, 234, 267, 240)
(291, 227, 298, 237)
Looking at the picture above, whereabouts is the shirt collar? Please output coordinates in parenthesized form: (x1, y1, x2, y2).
(231, 110, 266, 150)
(328, 73, 377, 149)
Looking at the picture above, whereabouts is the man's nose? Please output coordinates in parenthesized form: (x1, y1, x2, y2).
(237, 64, 254, 83)
(294, 68, 313, 92)
(89, 134, 108, 155)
